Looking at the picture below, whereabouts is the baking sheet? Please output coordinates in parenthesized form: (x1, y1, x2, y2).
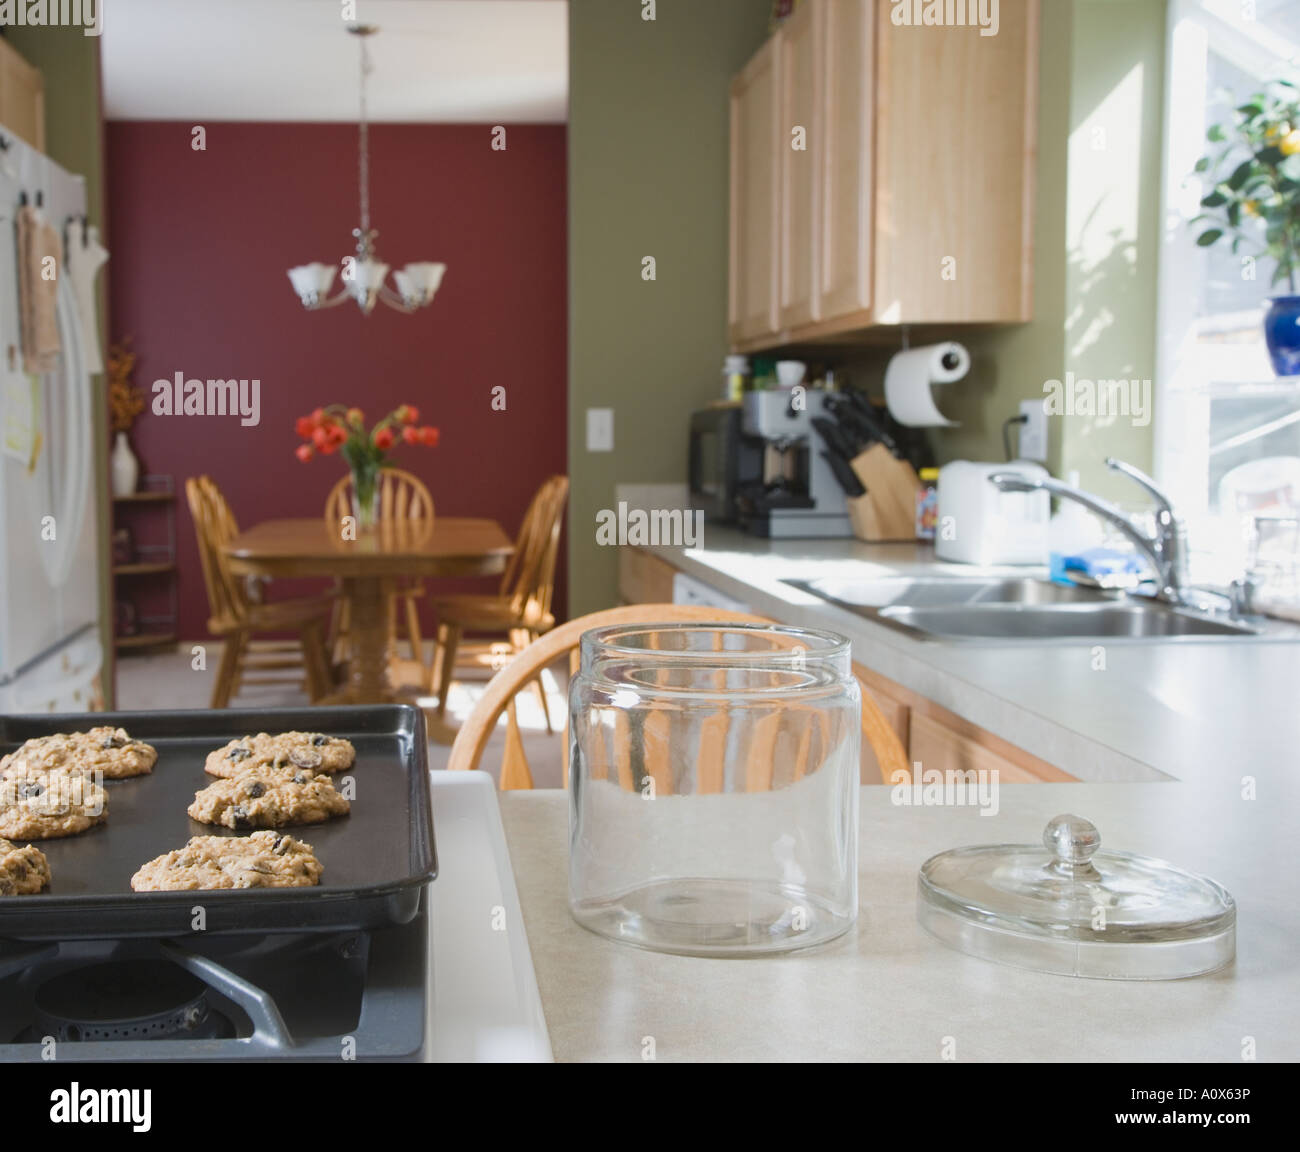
(0, 705, 435, 940)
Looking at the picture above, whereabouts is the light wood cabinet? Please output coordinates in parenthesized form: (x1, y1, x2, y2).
(729, 0, 1038, 351)
(0, 38, 45, 152)
(618, 549, 678, 606)
(728, 38, 781, 345)
(776, 0, 819, 330)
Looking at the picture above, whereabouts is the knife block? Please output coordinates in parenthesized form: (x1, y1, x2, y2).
(846, 445, 921, 541)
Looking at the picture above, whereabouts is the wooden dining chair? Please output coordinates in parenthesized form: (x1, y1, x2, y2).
(185, 476, 334, 708)
(323, 468, 435, 678)
(428, 475, 569, 729)
(446, 603, 912, 791)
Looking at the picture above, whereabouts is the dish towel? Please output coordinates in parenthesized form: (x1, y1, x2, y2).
(64, 218, 108, 374)
(17, 203, 61, 375)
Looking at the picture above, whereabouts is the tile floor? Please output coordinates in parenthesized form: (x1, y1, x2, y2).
(114, 642, 568, 789)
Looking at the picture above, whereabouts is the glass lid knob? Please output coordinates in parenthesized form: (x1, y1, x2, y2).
(1043, 813, 1101, 876)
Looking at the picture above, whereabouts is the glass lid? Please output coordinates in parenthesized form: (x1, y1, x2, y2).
(917, 814, 1236, 980)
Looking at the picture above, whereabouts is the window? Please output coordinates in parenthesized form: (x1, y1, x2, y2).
(1156, 0, 1300, 579)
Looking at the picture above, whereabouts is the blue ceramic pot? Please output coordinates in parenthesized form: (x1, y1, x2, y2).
(1264, 295, 1300, 376)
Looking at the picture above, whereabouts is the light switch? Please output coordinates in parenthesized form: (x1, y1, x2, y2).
(586, 407, 614, 452)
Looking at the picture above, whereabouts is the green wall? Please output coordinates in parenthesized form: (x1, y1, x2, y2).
(4, 26, 115, 704)
(567, 0, 771, 614)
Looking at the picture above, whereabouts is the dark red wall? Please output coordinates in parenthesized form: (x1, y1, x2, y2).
(106, 121, 567, 642)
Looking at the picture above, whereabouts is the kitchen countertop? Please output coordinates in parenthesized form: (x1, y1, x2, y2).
(500, 784, 1299, 1063)
(639, 529, 1300, 788)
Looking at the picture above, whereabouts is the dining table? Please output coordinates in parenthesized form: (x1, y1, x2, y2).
(224, 517, 514, 724)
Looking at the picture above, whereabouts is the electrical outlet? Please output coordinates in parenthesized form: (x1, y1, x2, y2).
(1018, 399, 1048, 462)
(586, 407, 614, 452)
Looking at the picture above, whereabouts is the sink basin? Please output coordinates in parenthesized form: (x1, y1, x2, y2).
(784, 576, 1264, 642)
(877, 603, 1256, 640)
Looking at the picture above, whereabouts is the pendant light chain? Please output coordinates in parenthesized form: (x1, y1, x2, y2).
(358, 34, 371, 242)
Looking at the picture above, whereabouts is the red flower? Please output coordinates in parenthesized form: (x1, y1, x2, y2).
(401, 405, 419, 425)
(420, 426, 439, 447)
(295, 443, 314, 462)
(310, 407, 325, 423)
(295, 416, 316, 440)
(374, 427, 395, 451)
(402, 425, 420, 445)
(312, 424, 332, 450)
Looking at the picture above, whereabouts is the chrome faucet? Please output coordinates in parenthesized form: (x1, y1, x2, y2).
(988, 458, 1189, 604)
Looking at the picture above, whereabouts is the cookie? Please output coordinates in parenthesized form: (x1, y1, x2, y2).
(187, 764, 350, 830)
(130, 831, 323, 891)
(205, 732, 355, 778)
(0, 766, 108, 841)
(1, 727, 156, 780)
(0, 837, 50, 895)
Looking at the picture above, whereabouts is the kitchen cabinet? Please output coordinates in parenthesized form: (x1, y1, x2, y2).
(618, 548, 678, 606)
(729, 0, 1038, 351)
(728, 37, 781, 345)
(0, 38, 44, 152)
(776, 0, 819, 330)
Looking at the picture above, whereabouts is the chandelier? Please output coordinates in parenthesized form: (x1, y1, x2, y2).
(287, 24, 446, 315)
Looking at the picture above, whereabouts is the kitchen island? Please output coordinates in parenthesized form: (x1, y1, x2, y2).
(629, 528, 1300, 790)
(500, 783, 1298, 1062)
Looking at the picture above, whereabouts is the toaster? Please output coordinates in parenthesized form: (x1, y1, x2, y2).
(935, 460, 1049, 565)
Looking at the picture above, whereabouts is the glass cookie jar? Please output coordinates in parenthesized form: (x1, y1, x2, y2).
(568, 622, 860, 957)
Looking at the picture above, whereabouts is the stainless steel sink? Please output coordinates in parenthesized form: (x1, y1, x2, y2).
(784, 576, 1266, 642)
(876, 603, 1256, 640)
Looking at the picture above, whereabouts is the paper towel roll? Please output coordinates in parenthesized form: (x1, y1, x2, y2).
(883, 342, 969, 427)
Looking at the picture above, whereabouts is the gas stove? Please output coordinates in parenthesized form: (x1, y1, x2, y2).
(0, 914, 428, 1060)
(0, 772, 548, 1063)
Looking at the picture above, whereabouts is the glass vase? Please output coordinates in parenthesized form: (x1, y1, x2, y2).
(350, 461, 381, 532)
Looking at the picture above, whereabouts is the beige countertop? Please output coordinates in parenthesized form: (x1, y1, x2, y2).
(639, 529, 1300, 787)
(500, 784, 1298, 1063)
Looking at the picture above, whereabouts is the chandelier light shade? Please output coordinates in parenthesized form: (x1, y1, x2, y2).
(288, 24, 446, 316)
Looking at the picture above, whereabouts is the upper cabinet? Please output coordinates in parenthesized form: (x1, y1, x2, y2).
(729, 0, 1038, 351)
(0, 38, 45, 153)
(728, 37, 781, 345)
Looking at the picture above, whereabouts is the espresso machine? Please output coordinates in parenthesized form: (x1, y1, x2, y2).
(735, 389, 853, 538)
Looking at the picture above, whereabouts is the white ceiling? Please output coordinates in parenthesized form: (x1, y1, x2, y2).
(101, 0, 568, 123)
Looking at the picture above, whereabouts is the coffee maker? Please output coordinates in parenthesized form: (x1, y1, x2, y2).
(735, 389, 853, 538)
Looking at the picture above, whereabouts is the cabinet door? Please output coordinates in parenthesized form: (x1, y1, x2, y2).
(0, 39, 45, 152)
(817, 0, 873, 322)
(777, 0, 820, 330)
(729, 38, 781, 345)
(872, 0, 1038, 322)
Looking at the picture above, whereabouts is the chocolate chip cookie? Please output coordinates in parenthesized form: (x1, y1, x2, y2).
(188, 764, 350, 830)
(204, 732, 355, 778)
(1, 726, 156, 780)
(0, 837, 50, 895)
(0, 767, 108, 840)
(130, 831, 323, 891)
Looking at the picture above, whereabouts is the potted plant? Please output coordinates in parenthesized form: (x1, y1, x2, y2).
(1193, 79, 1300, 375)
(293, 404, 439, 530)
(107, 340, 144, 495)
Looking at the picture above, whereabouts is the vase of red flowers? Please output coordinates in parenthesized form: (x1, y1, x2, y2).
(294, 404, 439, 530)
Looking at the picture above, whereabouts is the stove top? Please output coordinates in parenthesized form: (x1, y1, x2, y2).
(0, 910, 427, 1061)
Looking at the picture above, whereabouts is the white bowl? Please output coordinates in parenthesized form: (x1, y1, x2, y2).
(776, 360, 806, 389)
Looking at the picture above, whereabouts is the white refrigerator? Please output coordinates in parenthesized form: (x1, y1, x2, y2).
(0, 132, 104, 713)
